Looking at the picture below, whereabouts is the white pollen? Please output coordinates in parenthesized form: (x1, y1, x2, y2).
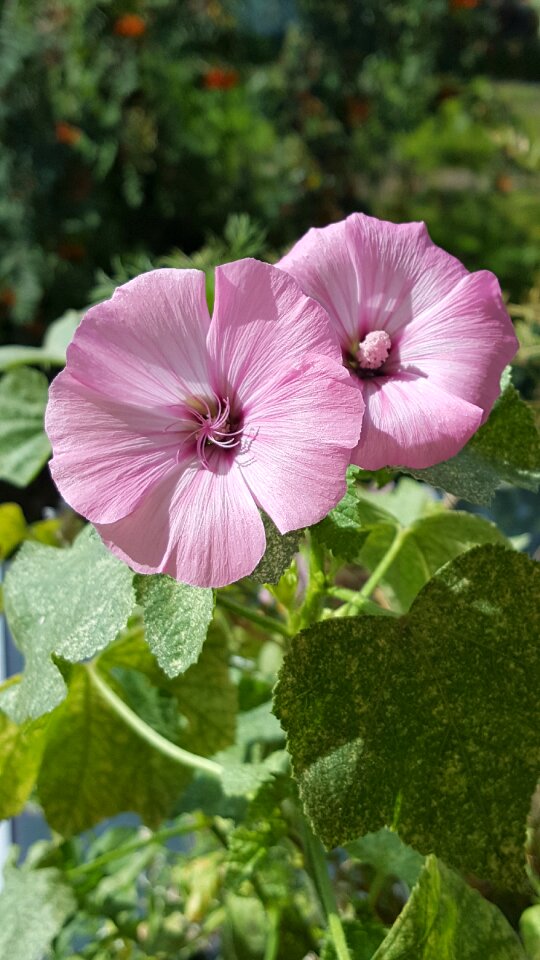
(356, 330, 392, 370)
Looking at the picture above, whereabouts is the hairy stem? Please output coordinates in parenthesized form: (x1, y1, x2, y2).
(87, 664, 224, 779)
(358, 526, 407, 601)
(217, 593, 290, 638)
(337, 526, 408, 616)
(303, 822, 351, 960)
(299, 536, 327, 628)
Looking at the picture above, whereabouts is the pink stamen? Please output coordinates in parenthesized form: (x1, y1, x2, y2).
(184, 394, 242, 469)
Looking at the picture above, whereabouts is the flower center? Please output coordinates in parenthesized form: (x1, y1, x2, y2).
(344, 330, 392, 378)
(186, 395, 243, 469)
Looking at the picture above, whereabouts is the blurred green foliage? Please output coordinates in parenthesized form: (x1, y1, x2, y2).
(0, 0, 539, 339)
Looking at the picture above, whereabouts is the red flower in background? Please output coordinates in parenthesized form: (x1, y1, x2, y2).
(0, 288, 16, 309)
(450, 0, 479, 9)
(55, 122, 82, 146)
(202, 67, 239, 90)
(113, 13, 147, 37)
(57, 242, 87, 262)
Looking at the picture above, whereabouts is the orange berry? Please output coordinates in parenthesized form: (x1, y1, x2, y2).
(55, 121, 82, 146)
(202, 67, 239, 90)
(113, 13, 146, 37)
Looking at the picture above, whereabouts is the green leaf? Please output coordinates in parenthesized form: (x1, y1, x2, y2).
(42, 309, 80, 358)
(0, 706, 46, 819)
(0, 502, 27, 559)
(317, 476, 507, 610)
(274, 545, 540, 891)
(358, 509, 508, 612)
(0, 526, 135, 722)
(100, 624, 237, 759)
(0, 368, 51, 486)
(409, 384, 540, 503)
(250, 513, 302, 584)
(38, 627, 238, 834)
(135, 574, 214, 678)
(0, 310, 79, 372)
(312, 486, 387, 561)
(520, 904, 540, 958)
(0, 860, 76, 960)
(226, 775, 294, 905)
(373, 855, 526, 959)
(345, 829, 424, 891)
(36, 664, 192, 835)
(322, 919, 387, 960)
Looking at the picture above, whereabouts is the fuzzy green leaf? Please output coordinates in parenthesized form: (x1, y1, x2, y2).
(0, 526, 135, 721)
(409, 385, 540, 503)
(135, 574, 214, 678)
(0, 368, 51, 486)
(250, 514, 302, 584)
(373, 856, 526, 959)
(274, 546, 540, 890)
(312, 486, 389, 561)
(0, 861, 76, 960)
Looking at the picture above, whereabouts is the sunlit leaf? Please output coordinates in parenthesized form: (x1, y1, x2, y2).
(0, 859, 75, 960)
(0, 368, 50, 486)
(373, 856, 526, 958)
(135, 573, 214, 678)
(0, 526, 135, 721)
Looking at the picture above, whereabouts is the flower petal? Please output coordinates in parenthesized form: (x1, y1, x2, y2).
(46, 372, 187, 523)
(388, 271, 518, 419)
(95, 460, 266, 588)
(344, 214, 469, 339)
(240, 357, 364, 532)
(207, 259, 342, 408)
(66, 269, 211, 407)
(353, 374, 483, 470)
(277, 221, 360, 346)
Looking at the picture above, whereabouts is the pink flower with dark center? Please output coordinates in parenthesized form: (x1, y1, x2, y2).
(45, 260, 363, 587)
(278, 213, 518, 470)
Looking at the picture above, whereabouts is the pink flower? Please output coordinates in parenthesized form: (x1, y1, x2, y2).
(278, 214, 518, 470)
(45, 260, 363, 587)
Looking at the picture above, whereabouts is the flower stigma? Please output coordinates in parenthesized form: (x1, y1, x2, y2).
(185, 395, 243, 470)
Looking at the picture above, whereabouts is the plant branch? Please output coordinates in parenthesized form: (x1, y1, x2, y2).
(303, 821, 351, 960)
(358, 526, 407, 601)
(87, 664, 224, 779)
(217, 593, 290, 638)
(335, 526, 408, 616)
(68, 818, 209, 877)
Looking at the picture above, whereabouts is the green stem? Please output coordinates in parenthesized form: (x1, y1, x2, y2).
(303, 823, 351, 960)
(217, 593, 290, 638)
(358, 526, 407, 601)
(264, 906, 281, 960)
(68, 818, 209, 877)
(299, 537, 327, 628)
(87, 664, 224, 779)
(336, 526, 408, 617)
